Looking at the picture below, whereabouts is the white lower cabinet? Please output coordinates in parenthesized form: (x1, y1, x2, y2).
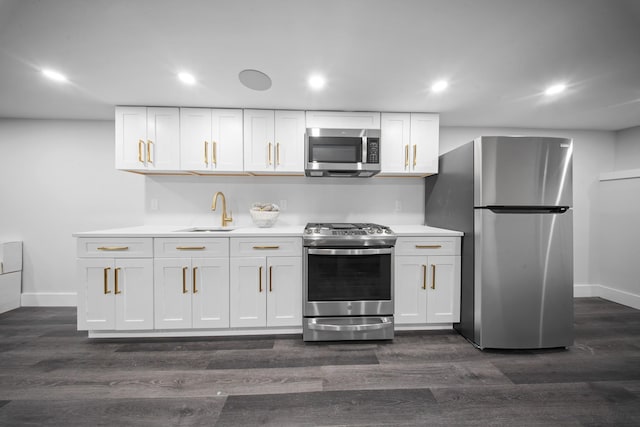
(394, 237, 461, 325)
(77, 258, 154, 330)
(153, 238, 230, 329)
(154, 258, 229, 329)
(229, 238, 302, 328)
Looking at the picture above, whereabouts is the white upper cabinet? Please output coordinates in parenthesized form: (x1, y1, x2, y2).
(243, 109, 305, 174)
(115, 106, 180, 172)
(305, 111, 381, 129)
(379, 113, 439, 176)
(180, 108, 244, 173)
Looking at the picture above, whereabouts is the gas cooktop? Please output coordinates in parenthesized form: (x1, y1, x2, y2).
(303, 223, 396, 247)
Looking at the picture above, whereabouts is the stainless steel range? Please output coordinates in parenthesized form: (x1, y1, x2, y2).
(303, 223, 397, 341)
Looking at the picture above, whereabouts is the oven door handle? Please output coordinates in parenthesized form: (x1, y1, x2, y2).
(307, 248, 392, 256)
(307, 318, 393, 332)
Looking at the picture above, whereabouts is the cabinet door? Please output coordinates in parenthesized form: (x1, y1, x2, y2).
(192, 258, 230, 328)
(380, 113, 411, 174)
(146, 107, 180, 171)
(274, 110, 305, 173)
(394, 256, 428, 324)
(114, 258, 154, 330)
(154, 259, 192, 329)
(266, 256, 302, 327)
(426, 255, 460, 323)
(77, 259, 115, 330)
(230, 257, 266, 327)
(243, 109, 275, 172)
(212, 109, 244, 172)
(410, 113, 439, 175)
(115, 106, 147, 170)
(180, 108, 213, 171)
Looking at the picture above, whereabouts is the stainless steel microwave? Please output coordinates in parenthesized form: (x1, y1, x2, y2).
(304, 128, 381, 177)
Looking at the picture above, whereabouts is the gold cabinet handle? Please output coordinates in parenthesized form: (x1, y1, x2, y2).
(97, 246, 129, 251)
(258, 266, 263, 292)
(193, 267, 198, 293)
(405, 145, 409, 168)
(182, 267, 188, 294)
(138, 140, 145, 163)
(176, 246, 206, 250)
(269, 266, 273, 292)
(147, 140, 153, 164)
(204, 141, 208, 165)
(114, 267, 121, 294)
(431, 264, 436, 290)
(276, 143, 280, 166)
(415, 245, 442, 249)
(103, 267, 112, 294)
(252, 245, 280, 250)
(267, 142, 273, 165)
(212, 141, 217, 166)
(422, 265, 427, 290)
(413, 144, 417, 168)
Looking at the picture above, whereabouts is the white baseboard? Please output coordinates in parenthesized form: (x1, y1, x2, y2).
(574, 284, 640, 310)
(21, 292, 77, 307)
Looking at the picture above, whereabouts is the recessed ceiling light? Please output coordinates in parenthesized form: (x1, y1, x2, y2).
(431, 80, 448, 93)
(545, 83, 566, 96)
(178, 72, 196, 85)
(308, 74, 326, 90)
(42, 68, 68, 82)
(239, 69, 272, 91)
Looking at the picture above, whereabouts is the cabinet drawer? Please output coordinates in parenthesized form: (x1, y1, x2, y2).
(154, 237, 229, 258)
(395, 237, 460, 256)
(230, 237, 302, 257)
(77, 238, 153, 258)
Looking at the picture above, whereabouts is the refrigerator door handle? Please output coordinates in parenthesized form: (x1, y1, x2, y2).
(484, 206, 570, 214)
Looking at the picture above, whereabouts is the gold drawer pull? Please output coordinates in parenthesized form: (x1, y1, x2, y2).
(268, 142, 272, 165)
(213, 141, 217, 166)
(258, 266, 263, 292)
(269, 266, 273, 292)
(253, 245, 280, 250)
(276, 142, 280, 165)
(404, 145, 409, 168)
(176, 246, 206, 250)
(422, 265, 427, 290)
(97, 246, 129, 251)
(204, 141, 208, 165)
(413, 144, 417, 168)
(415, 245, 442, 249)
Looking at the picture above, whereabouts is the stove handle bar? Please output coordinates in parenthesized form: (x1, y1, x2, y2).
(307, 318, 393, 332)
(307, 248, 392, 256)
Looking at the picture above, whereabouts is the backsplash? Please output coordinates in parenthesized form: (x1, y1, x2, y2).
(144, 175, 425, 227)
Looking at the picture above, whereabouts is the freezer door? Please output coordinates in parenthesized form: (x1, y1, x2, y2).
(474, 136, 573, 207)
(474, 208, 573, 349)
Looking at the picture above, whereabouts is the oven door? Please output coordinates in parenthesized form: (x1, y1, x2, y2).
(304, 247, 394, 316)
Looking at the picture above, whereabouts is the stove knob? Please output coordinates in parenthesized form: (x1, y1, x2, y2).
(384, 229, 392, 234)
(305, 229, 312, 234)
(376, 228, 383, 233)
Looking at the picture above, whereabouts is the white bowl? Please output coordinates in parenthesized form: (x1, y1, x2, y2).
(250, 209, 279, 228)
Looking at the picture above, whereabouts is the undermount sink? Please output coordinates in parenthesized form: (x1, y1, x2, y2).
(175, 227, 236, 233)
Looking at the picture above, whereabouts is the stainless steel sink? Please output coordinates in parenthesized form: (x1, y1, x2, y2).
(175, 227, 236, 233)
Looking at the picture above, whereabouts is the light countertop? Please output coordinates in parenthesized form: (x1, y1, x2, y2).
(73, 224, 463, 238)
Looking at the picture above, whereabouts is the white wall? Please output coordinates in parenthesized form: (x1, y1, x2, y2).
(614, 126, 640, 170)
(0, 119, 145, 305)
(0, 119, 620, 306)
(591, 125, 640, 309)
(439, 127, 617, 289)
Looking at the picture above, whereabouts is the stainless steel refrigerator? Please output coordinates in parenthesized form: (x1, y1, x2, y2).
(425, 136, 574, 349)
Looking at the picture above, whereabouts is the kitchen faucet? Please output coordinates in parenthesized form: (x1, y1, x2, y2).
(211, 192, 233, 227)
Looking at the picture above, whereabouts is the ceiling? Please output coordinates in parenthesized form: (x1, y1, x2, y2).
(1, 0, 639, 131)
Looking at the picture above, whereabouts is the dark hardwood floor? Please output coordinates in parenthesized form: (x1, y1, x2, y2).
(1, 297, 639, 426)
